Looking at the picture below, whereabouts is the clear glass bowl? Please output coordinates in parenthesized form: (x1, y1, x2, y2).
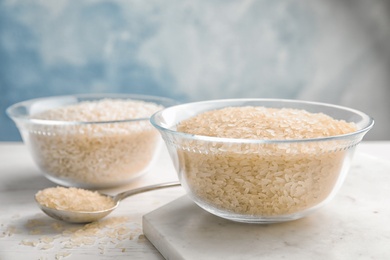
(151, 99, 374, 223)
(7, 93, 178, 189)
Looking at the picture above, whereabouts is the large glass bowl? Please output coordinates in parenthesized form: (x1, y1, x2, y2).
(7, 93, 178, 189)
(151, 98, 374, 223)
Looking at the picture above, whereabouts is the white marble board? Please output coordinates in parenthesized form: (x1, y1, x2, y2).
(143, 153, 390, 260)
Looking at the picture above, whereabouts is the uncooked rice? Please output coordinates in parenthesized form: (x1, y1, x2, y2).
(176, 106, 357, 216)
(2, 214, 142, 256)
(27, 99, 164, 187)
(35, 186, 116, 212)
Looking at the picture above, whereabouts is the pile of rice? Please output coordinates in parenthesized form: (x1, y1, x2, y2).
(176, 106, 357, 216)
(27, 99, 163, 188)
(35, 186, 116, 212)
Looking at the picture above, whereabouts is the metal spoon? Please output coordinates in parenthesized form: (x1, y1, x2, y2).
(36, 181, 181, 224)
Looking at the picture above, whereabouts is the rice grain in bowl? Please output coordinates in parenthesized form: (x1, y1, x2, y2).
(7, 94, 178, 188)
(151, 99, 374, 223)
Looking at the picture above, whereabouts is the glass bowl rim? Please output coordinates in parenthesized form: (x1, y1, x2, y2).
(150, 98, 375, 144)
(6, 93, 179, 126)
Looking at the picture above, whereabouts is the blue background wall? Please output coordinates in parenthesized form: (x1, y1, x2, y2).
(1, 0, 389, 141)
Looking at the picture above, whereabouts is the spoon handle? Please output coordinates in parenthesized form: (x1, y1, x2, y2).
(114, 181, 181, 202)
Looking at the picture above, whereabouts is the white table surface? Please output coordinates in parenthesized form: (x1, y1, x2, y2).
(0, 141, 389, 260)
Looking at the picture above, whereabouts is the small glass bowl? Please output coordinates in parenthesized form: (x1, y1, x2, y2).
(151, 98, 374, 223)
(7, 93, 178, 189)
